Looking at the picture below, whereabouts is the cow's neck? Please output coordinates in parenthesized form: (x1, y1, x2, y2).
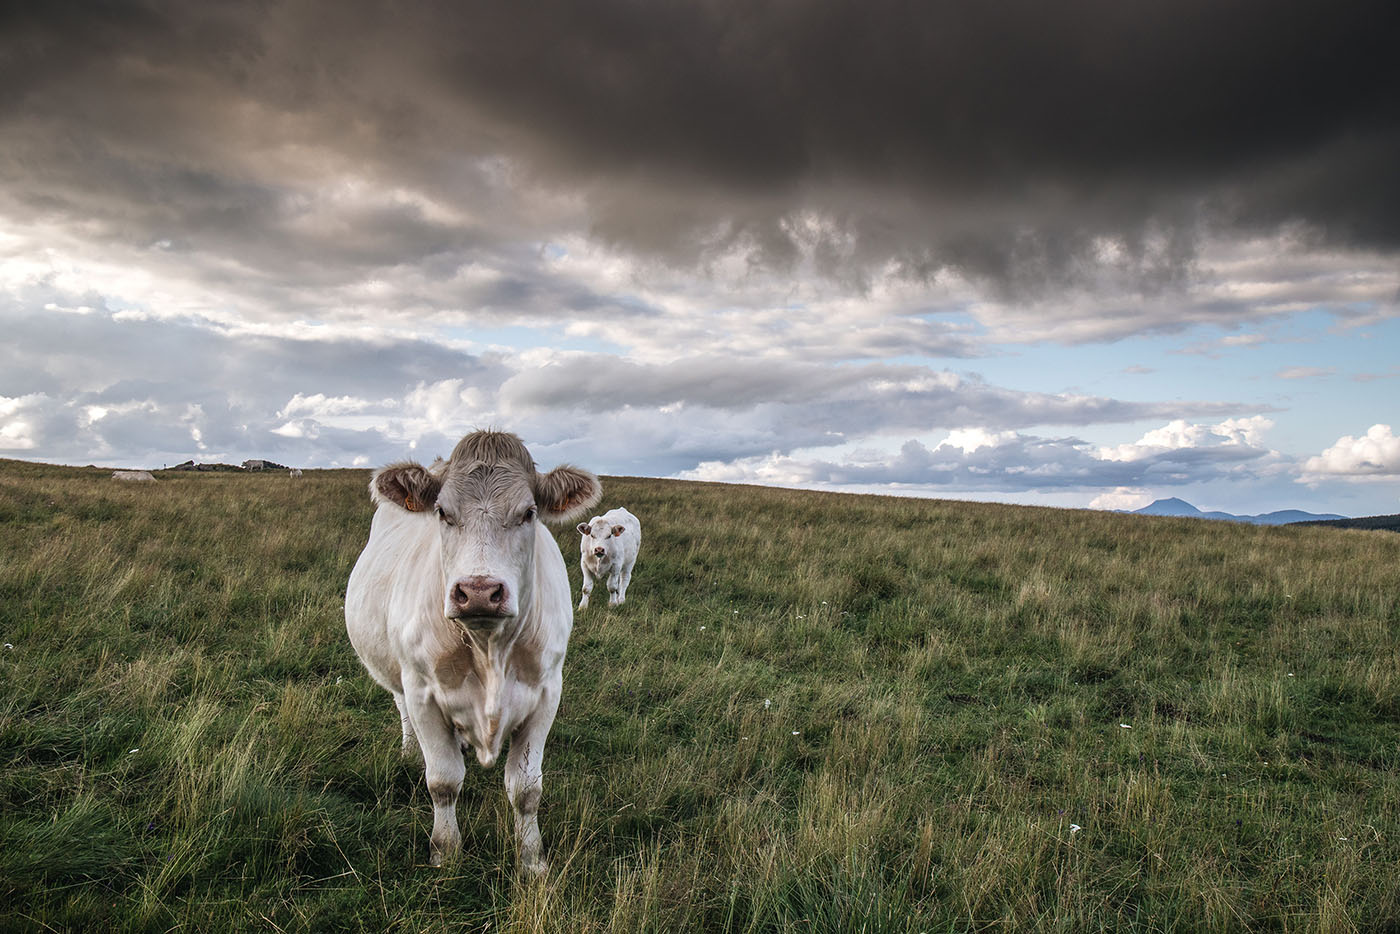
(442, 616, 534, 766)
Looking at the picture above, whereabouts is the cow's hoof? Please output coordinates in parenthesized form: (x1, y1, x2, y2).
(429, 839, 460, 868)
(518, 856, 549, 878)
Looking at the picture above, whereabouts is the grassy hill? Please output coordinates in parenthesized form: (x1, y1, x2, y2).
(2, 459, 1398, 932)
(1293, 513, 1400, 533)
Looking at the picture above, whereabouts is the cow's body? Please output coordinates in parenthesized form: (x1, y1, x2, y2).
(576, 507, 641, 609)
(345, 431, 600, 873)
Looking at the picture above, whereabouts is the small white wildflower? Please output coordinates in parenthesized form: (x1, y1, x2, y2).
(128, 748, 139, 754)
(1070, 824, 1082, 834)
(791, 731, 800, 735)
(733, 610, 739, 614)
(2, 643, 12, 650)
(1287, 673, 1295, 677)
(1339, 836, 1349, 841)
(796, 615, 805, 619)
(335, 676, 343, 684)
(763, 699, 771, 710)
(1119, 723, 1132, 729)
(699, 626, 705, 631)
(821, 601, 828, 605)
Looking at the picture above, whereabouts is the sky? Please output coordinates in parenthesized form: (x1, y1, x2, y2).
(2, 0, 1398, 516)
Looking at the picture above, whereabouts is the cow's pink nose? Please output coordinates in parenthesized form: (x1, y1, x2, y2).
(593, 547, 606, 557)
(451, 576, 509, 616)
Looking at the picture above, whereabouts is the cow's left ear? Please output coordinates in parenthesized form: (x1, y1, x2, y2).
(611, 525, 625, 537)
(535, 465, 602, 523)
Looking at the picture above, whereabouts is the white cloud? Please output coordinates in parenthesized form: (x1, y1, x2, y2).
(1274, 366, 1333, 380)
(1098, 416, 1275, 462)
(681, 417, 1282, 494)
(1089, 488, 1153, 511)
(1301, 424, 1400, 479)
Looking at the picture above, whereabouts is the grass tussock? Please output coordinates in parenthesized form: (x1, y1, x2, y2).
(2, 460, 1398, 932)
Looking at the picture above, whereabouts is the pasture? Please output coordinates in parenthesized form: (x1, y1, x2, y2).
(1, 458, 1398, 932)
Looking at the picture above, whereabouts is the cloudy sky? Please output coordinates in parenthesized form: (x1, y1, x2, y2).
(3, 0, 1398, 516)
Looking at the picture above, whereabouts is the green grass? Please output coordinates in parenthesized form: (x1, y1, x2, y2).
(2, 458, 1398, 932)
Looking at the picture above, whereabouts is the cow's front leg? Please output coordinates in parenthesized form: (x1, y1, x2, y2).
(618, 563, 634, 604)
(578, 563, 594, 609)
(607, 566, 624, 606)
(505, 695, 559, 876)
(406, 690, 465, 866)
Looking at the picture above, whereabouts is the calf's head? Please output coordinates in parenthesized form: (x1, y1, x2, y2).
(371, 431, 601, 626)
(578, 517, 627, 567)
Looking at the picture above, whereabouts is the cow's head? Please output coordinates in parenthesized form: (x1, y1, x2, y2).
(371, 431, 601, 627)
(577, 516, 627, 568)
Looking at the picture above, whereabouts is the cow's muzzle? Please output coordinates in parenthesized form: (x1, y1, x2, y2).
(593, 547, 606, 558)
(448, 575, 512, 622)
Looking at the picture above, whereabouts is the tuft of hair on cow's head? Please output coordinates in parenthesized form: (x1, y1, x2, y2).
(536, 465, 602, 524)
(371, 462, 444, 513)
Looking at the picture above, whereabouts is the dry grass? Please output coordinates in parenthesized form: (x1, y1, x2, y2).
(2, 460, 1398, 932)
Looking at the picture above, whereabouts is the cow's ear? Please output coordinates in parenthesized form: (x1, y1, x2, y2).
(535, 465, 602, 524)
(611, 525, 625, 537)
(576, 522, 591, 537)
(371, 462, 443, 513)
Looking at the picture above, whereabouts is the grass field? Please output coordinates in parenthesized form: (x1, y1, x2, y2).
(2, 458, 1398, 932)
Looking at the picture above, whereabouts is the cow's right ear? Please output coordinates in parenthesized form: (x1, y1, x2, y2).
(576, 522, 591, 537)
(370, 462, 443, 513)
(535, 465, 602, 524)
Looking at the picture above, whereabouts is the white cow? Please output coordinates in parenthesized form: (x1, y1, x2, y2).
(345, 430, 601, 873)
(576, 508, 641, 609)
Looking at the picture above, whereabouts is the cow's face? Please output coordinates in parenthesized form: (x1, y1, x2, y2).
(577, 518, 627, 568)
(372, 432, 601, 628)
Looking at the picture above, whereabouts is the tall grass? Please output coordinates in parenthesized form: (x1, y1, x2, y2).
(2, 460, 1397, 931)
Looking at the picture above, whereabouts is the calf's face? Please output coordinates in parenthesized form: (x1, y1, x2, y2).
(578, 518, 627, 567)
(372, 435, 600, 627)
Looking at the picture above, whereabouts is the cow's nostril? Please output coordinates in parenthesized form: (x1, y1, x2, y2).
(452, 576, 510, 615)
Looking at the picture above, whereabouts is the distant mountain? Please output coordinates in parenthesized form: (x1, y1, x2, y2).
(1130, 497, 1347, 525)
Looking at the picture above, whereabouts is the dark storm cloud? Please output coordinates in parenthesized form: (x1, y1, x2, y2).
(498, 354, 1247, 450)
(4, 0, 1397, 297)
(0, 300, 503, 404)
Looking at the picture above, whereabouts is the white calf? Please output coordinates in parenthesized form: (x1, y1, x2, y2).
(576, 508, 641, 609)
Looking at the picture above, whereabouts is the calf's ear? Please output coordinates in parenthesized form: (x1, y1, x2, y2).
(535, 465, 602, 523)
(612, 525, 625, 537)
(370, 462, 443, 513)
(576, 522, 592, 537)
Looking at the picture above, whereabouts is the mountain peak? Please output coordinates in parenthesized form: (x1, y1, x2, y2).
(1129, 498, 1346, 524)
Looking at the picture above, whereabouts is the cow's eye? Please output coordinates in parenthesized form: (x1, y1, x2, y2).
(522, 505, 538, 525)
(435, 505, 451, 524)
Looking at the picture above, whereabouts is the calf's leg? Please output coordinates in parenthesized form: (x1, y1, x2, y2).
(392, 692, 417, 755)
(618, 560, 635, 603)
(607, 566, 624, 606)
(578, 563, 595, 609)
